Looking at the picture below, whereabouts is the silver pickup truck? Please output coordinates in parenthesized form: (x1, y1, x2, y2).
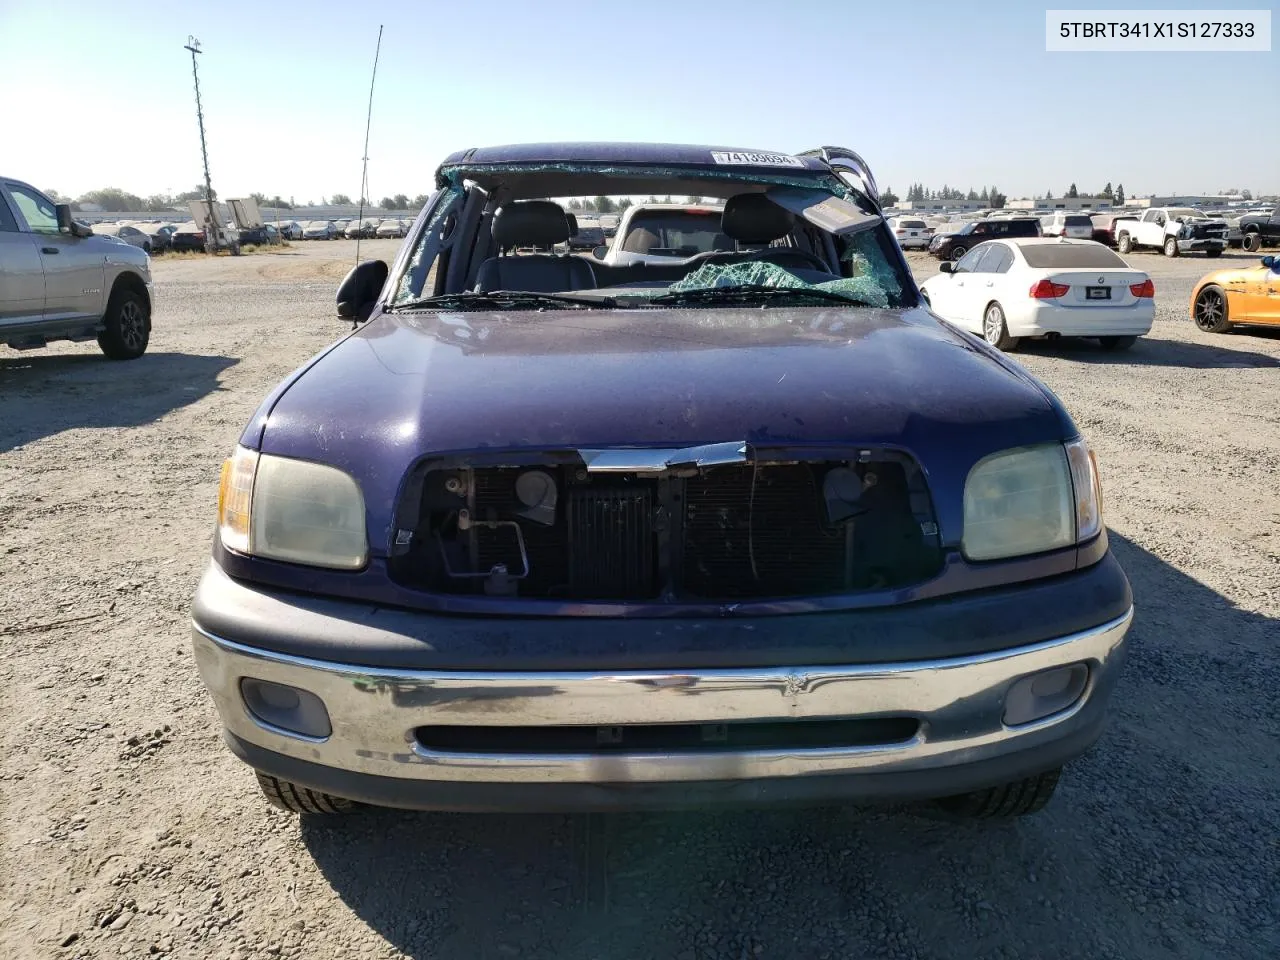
(1, 177, 153, 359)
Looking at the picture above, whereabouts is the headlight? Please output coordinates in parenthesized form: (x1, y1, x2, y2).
(216, 446, 368, 569)
(962, 440, 1102, 561)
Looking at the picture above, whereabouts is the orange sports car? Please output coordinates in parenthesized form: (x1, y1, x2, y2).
(1191, 255, 1280, 333)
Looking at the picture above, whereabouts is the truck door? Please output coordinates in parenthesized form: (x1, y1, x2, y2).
(0, 186, 46, 326)
(4, 181, 104, 321)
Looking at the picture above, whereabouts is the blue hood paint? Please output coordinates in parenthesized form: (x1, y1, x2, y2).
(245, 306, 1076, 556)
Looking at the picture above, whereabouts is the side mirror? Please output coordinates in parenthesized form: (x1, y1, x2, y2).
(56, 204, 92, 238)
(938, 261, 954, 274)
(336, 259, 389, 321)
(592, 245, 608, 260)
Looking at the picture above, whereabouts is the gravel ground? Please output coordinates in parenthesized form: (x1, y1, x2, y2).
(2, 240, 1277, 960)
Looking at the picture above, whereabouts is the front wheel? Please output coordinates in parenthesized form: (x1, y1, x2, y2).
(950, 246, 967, 260)
(1098, 335, 1136, 351)
(255, 772, 358, 815)
(97, 289, 150, 360)
(1116, 233, 1133, 254)
(1163, 237, 1179, 257)
(1193, 284, 1231, 334)
(982, 302, 1018, 351)
(937, 768, 1061, 818)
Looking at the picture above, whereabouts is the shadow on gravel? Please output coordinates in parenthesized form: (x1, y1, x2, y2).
(300, 531, 1277, 960)
(1017, 334, 1280, 368)
(0, 351, 238, 453)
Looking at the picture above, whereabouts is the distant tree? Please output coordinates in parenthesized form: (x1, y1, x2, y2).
(966, 188, 978, 201)
(594, 196, 616, 213)
(77, 188, 145, 211)
(980, 187, 990, 202)
(391, 193, 410, 209)
(988, 186, 1006, 208)
(175, 185, 215, 202)
(412, 194, 430, 207)
(646, 195, 659, 204)
(144, 194, 176, 212)
(879, 186, 899, 207)
(46, 188, 69, 202)
(1101, 182, 1113, 200)
(684, 195, 702, 205)
(1045, 188, 1053, 199)
(1114, 184, 1125, 205)
(330, 193, 352, 205)
(1242, 188, 1253, 201)
(616, 198, 633, 213)
(1067, 183, 1079, 198)
(378, 197, 394, 209)
(266, 195, 293, 210)
(568, 198, 583, 210)
(579, 198, 596, 212)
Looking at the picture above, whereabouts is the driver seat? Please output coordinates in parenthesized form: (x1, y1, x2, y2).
(693, 193, 825, 273)
(475, 201, 596, 293)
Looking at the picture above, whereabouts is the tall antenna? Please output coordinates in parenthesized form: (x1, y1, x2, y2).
(355, 25, 384, 264)
(184, 37, 215, 214)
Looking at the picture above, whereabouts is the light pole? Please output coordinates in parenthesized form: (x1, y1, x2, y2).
(184, 36, 218, 251)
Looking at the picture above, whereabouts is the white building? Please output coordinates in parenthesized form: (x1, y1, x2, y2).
(1006, 197, 1115, 212)
(895, 199, 990, 212)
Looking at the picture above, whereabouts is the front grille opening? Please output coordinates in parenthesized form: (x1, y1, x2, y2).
(388, 453, 943, 603)
(415, 717, 920, 754)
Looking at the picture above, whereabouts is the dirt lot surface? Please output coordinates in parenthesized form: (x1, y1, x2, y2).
(2, 239, 1277, 960)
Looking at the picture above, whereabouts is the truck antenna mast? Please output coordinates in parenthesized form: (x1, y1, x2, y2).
(355, 25, 384, 264)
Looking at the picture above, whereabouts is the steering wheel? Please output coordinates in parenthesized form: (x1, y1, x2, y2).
(745, 249, 833, 273)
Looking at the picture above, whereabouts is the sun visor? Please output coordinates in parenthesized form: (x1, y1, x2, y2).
(765, 187, 882, 237)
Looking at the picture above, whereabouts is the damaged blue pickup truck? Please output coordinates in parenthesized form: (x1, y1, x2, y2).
(190, 143, 1132, 818)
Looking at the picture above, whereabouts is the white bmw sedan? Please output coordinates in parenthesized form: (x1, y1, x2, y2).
(920, 238, 1154, 351)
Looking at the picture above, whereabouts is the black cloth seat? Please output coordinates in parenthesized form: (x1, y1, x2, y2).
(690, 193, 825, 273)
(475, 201, 596, 293)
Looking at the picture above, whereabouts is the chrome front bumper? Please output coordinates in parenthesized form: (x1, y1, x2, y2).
(192, 607, 1131, 788)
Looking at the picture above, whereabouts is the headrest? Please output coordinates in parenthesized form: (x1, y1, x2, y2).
(493, 201, 570, 248)
(721, 193, 795, 244)
(565, 212, 579, 236)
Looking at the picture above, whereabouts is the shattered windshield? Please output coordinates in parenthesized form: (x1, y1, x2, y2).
(390, 169, 911, 312)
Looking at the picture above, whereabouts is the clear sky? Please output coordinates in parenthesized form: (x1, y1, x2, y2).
(1, 0, 1274, 203)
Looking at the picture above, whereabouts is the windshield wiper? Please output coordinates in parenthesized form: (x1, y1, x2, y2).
(647, 285, 871, 308)
(392, 291, 611, 312)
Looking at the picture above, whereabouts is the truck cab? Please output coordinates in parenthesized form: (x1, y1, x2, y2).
(0, 177, 153, 359)
(1115, 208, 1227, 258)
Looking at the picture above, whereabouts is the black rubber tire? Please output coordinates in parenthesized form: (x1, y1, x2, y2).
(950, 245, 967, 260)
(255, 771, 358, 814)
(982, 302, 1018, 351)
(1098, 335, 1137, 351)
(97, 289, 150, 360)
(1242, 231, 1262, 253)
(1163, 237, 1179, 258)
(937, 767, 1061, 818)
(1116, 233, 1133, 254)
(1205, 249, 1222, 258)
(1193, 284, 1232, 334)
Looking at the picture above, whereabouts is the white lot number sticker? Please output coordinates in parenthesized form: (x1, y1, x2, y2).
(710, 151, 805, 168)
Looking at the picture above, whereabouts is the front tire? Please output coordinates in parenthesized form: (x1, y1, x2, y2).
(937, 768, 1061, 818)
(1163, 237, 1179, 257)
(1098, 335, 1136, 351)
(255, 772, 358, 815)
(1193, 284, 1231, 334)
(1116, 233, 1133, 254)
(97, 289, 150, 360)
(950, 245, 967, 260)
(982, 302, 1018, 351)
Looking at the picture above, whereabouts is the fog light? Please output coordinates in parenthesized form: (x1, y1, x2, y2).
(240, 678, 331, 739)
(1003, 664, 1089, 726)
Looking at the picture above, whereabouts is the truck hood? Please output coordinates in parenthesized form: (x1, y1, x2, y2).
(253, 306, 1075, 546)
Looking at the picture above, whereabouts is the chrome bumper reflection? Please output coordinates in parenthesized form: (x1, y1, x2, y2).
(192, 608, 1131, 784)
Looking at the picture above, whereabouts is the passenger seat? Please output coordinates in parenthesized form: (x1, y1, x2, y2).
(475, 201, 596, 293)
